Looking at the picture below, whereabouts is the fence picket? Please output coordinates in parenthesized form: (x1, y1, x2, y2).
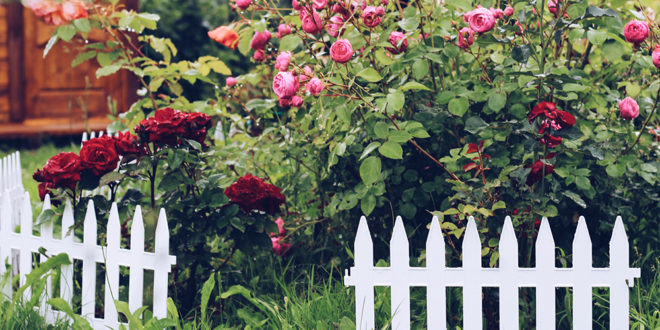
(462, 217, 482, 330)
(153, 208, 170, 318)
(129, 205, 145, 313)
(535, 217, 555, 330)
(390, 216, 410, 330)
(426, 216, 446, 329)
(39, 195, 54, 323)
(572, 216, 592, 330)
(498, 216, 518, 329)
(82, 200, 98, 317)
(609, 216, 634, 329)
(345, 216, 375, 330)
(105, 203, 120, 323)
(60, 201, 75, 306)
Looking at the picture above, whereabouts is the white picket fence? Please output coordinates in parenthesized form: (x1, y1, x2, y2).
(0, 189, 177, 329)
(0, 152, 25, 228)
(344, 215, 641, 329)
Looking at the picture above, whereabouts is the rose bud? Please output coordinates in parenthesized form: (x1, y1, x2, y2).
(504, 6, 514, 16)
(235, 0, 252, 10)
(253, 49, 265, 61)
(327, 15, 345, 38)
(274, 51, 292, 71)
(291, 95, 304, 107)
(226, 77, 237, 87)
(250, 30, 271, 50)
(619, 97, 639, 120)
(276, 24, 292, 38)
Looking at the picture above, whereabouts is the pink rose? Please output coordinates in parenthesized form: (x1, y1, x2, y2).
(624, 20, 649, 45)
(276, 24, 292, 38)
(548, 0, 558, 15)
(332, 2, 351, 20)
(30, 0, 59, 17)
(279, 96, 292, 107)
(504, 6, 513, 16)
(465, 7, 495, 33)
(362, 6, 384, 28)
(61, 0, 87, 21)
(300, 9, 323, 34)
(515, 21, 524, 35)
(271, 236, 291, 256)
(250, 30, 271, 50)
(300, 66, 313, 82)
(386, 31, 408, 54)
(653, 46, 660, 69)
(253, 49, 265, 61)
(235, 0, 252, 10)
(327, 15, 345, 37)
(274, 51, 292, 71)
(489, 7, 504, 19)
(330, 39, 354, 63)
(226, 77, 237, 87)
(292, 95, 304, 107)
(313, 0, 327, 9)
(273, 71, 300, 98)
(292, 0, 301, 10)
(619, 97, 639, 120)
(306, 77, 324, 96)
(381, 0, 389, 5)
(457, 27, 474, 49)
(274, 217, 286, 235)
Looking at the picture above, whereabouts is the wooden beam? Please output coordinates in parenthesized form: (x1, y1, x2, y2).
(7, 3, 24, 123)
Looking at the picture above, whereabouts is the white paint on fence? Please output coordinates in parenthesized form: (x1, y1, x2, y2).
(344, 215, 641, 330)
(0, 191, 177, 329)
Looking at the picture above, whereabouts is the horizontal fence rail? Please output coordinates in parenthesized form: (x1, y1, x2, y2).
(0, 191, 177, 329)
(344, 215, 641, 330)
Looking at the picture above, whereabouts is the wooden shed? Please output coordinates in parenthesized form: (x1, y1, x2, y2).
(0, 2, 137, 137)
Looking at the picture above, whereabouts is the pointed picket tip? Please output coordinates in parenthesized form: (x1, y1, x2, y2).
(610, 216, 629, 268)
(573, 216, 592, 268)
(573, 216, 592, 246)
(610, 216, 628, 246)
(462, 216, 481, 269)
(354, 216, 373, 268)
(81, 131, 88, 143)
(355, 216, 373, 246)
(107, 203, 120, 249)
(155, 208, 170, 240)
(390, 216, 408, 244)
(500, 216, 516, 241)
(426, 216, 445, 268)
(131, 205, 145, 251)
(463, 216, 480, 247)
(83, 199, 97, 245)
(390, 216, 409, 267)
(42, 194, 51, 211)
(499, 216, 518, 269)
(61, 200, 74, 241)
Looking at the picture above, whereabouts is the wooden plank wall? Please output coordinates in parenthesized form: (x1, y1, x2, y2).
(0, 6, 9, 123)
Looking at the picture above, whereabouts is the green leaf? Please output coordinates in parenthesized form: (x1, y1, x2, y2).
(359, 156, 381, 185)
(412, 59, 429, 80)
(356, 68, 383, 82)
(378, 141, 403, 159)
(605, 163, 625, 178)
(491, 201, 506, 211)
(207, 60, 232, 75)
(136, 13, 160, 30)
(200, 274, 216, 321)
(465, 116, 489, 134)
(575, 176, 592, 191)
(373, 122, 389, 139)
(386, 90, 405, 113)
(100, 172, 125, 187)
(583, 6, 619, 18)
(360, 142, 381, 160)
(587, 30, 607, 46)
(43, 34, 59, 58)
(448, 97, 469, 117)
(73, 18, 91, 33)
(539, 205, 558, 217)
(399, 81, 431, 91)
(563, 83, 589, 92)
(220, 285, 252, 299)
(96, 64, 121, 78)
(361, 195, 376, 215)
(279, 34, 302, 51)
(57, 25, 76, 42)
(602, 40, 624, 62)
(230, 217, 245, 233)
(487, 93, 506, 112)
(71, 51, 97, 67)
(512, 45, 531, 64)
(35, 209, 55, 226)
(388, 130, 412, 143)
(626, 84, 641, 98)
(562, 191, 586, 208)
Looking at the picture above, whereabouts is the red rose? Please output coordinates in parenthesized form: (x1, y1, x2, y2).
(529, 102, 575, 128)
(38, 182, 55, 201)
(525, 154, 555, 186)
(80, 137, 120, 177)
(134, 108, 187, 145)
(541, 134, 562, 148)
(184, 112, 212, 143)
(114, 131, 145, 156)
(225, 174, 286, 215)
(33, 152, 82, 190)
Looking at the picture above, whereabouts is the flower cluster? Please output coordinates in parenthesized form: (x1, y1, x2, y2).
(224, 174, 286, 215)
(270, 217, 291, 256)
(134, 108, 212, 146)
(456, 5, 513, 50)
(528, 102, 576, 148)
(28, 0, 87, 26)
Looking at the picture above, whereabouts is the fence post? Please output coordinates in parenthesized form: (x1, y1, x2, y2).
(462, 216, 482, 330)
(572, 216, 593, 330)
(499, 216, 519, 329)
(153, 208, 170, 319)
(352, 216, 375, 330)
(129, 205, 145, 313)
(390, 216, 410, 330)
(535, 217, 555, 330)
(60, 201, 75, 306)
(426, 216, 446, 329)
(105, 203, 121, 324)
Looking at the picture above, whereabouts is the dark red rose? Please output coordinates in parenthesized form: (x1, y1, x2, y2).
(34, 152, 82, 190)
(183, 112, 212, 144)
(225, 174, 286, 215)
(528, 101, 556, 123)
(525, 154, 555, 186)
(134, 108, 186, 145)
(80, 137, 120, 176)
(38, 182, 55, 201)
(529, 102, 575, 129)
(554, 110, 575, 127)
(542, 134, 562, 148)
(114, 131, 145, 156)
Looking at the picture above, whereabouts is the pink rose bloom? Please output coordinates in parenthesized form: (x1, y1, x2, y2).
(273, 71, 300, 98)
(489, 8, 504, 19)
(306, 77, 324, 96)
(465, 7, 495, 32)
(276, 24, 292, 38)
(226, 77, 237, 87)
(274, 217, 286, 235)
(327, 15, 345, 37)
(274, 51, 292, 71)
(313, 0, 327, 9)
(300, 66, 314, 82)
(61, 0, 87, 21)
(624, 20, 649, 45)
(300, 9, 323, 34)
(548, 0, 558, 15)
(291, 95, 304, 107)
(332, 2, 351, 20)
(271, 236, 291, 256)
(253, 49, 265, 62)
(235, 0, 252, 10)
(330, 39, 354, 63)
(457, 27, 474, 49)
(30, 0, 59, 17)
(250, 30, 271, 50)
(292, 0, 301, 10)
(504, 6, 514, 16)
(386, 31, 408, 54)
(653, 46, 660, 69)
(279, 96, 292, 107)
(362, 6, 385, 28)
(619, 97, 639, 120)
